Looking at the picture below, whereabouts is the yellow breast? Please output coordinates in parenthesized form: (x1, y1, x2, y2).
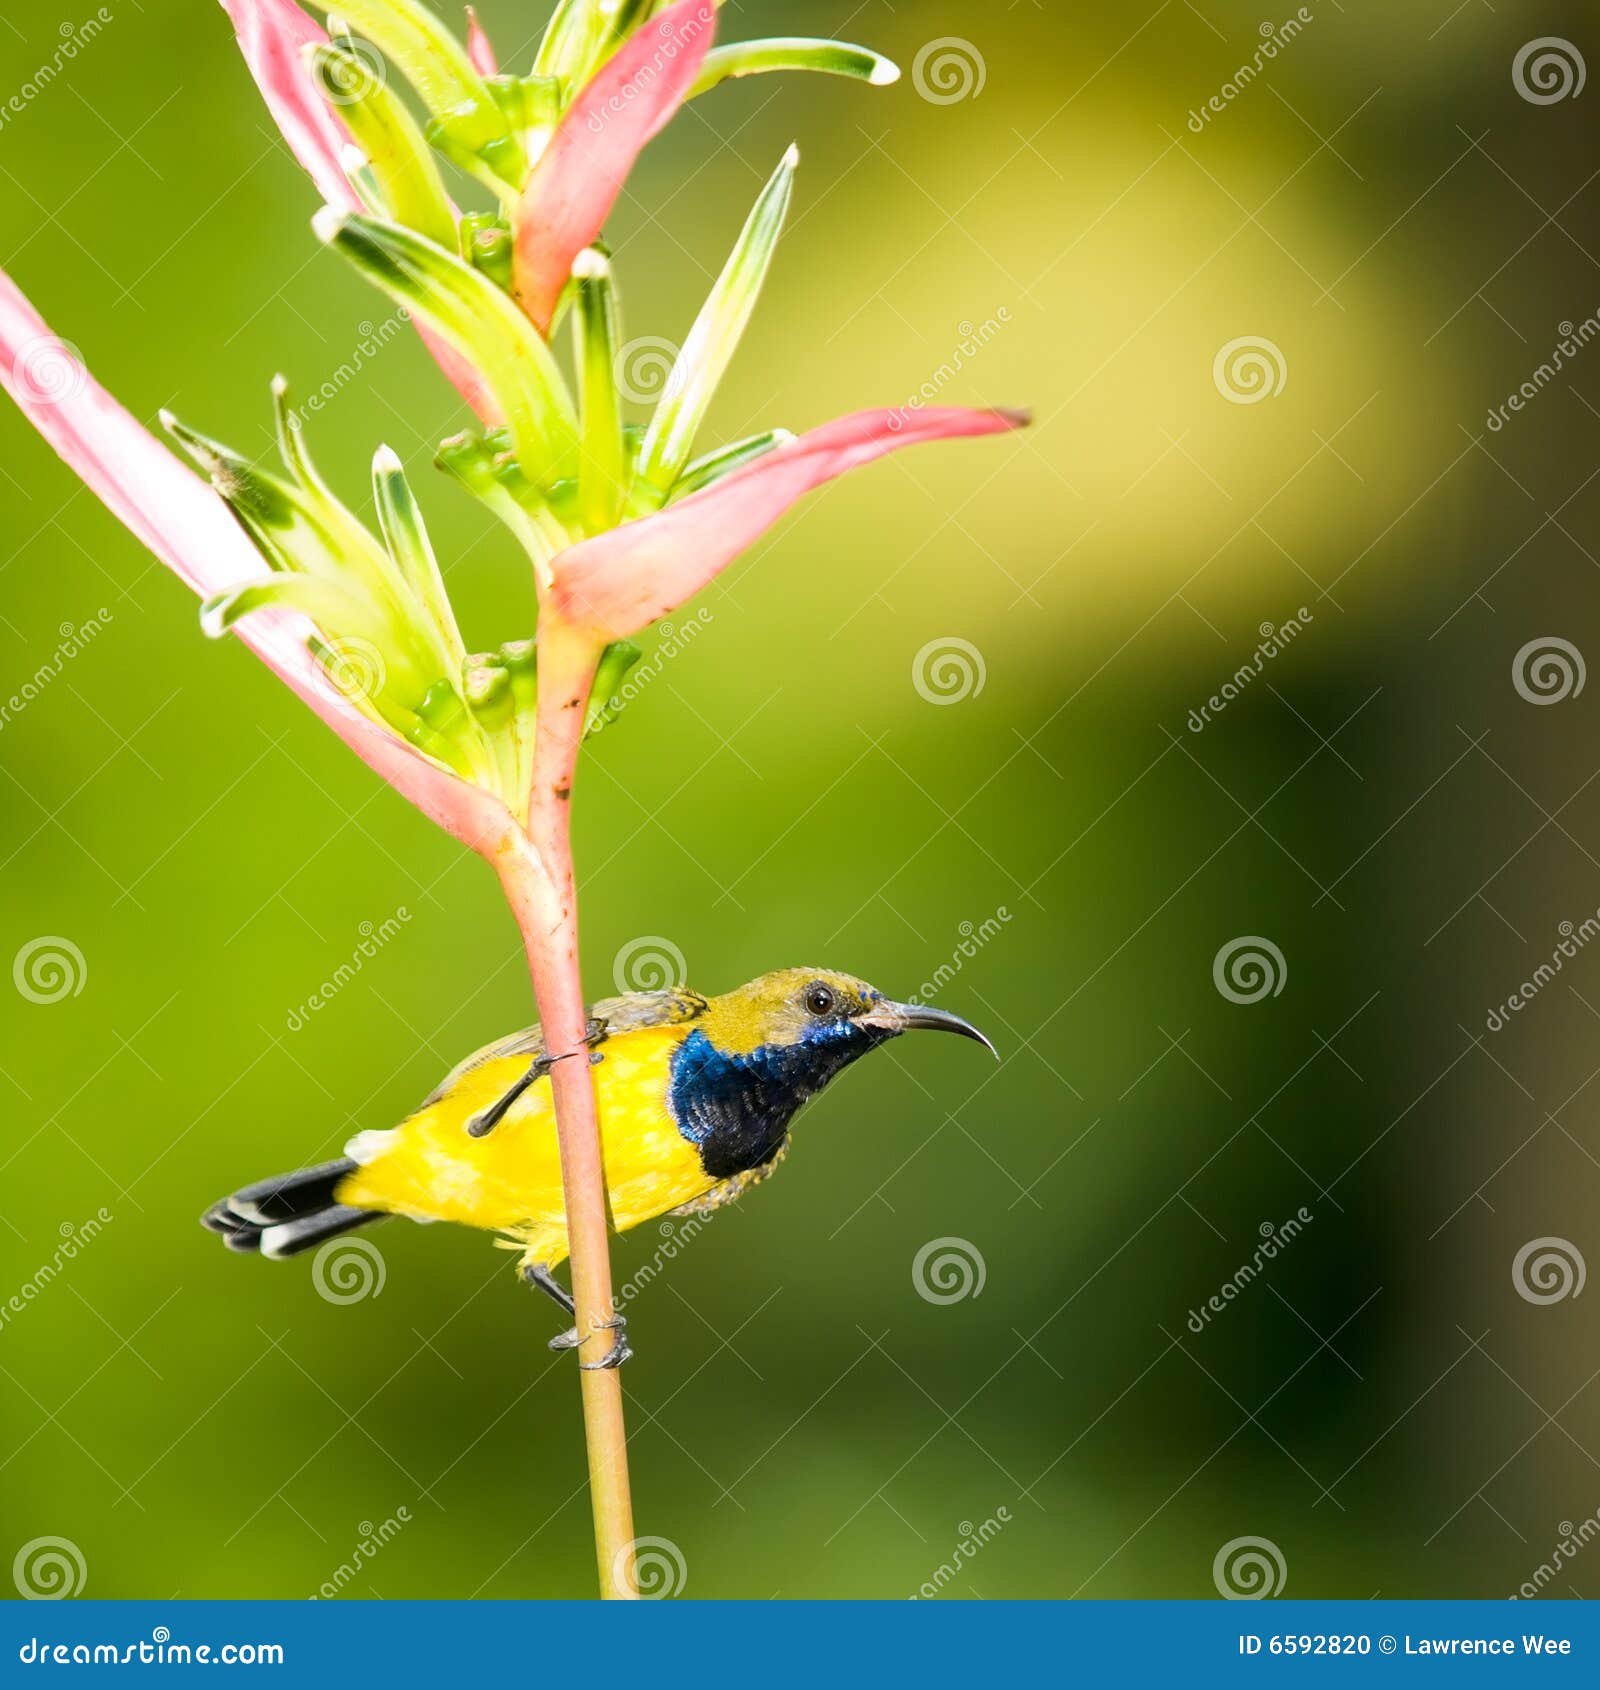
(336, 1024, 711, 1264)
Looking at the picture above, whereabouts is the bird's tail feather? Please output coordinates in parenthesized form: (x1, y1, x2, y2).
(201, 1159, 382, 1260)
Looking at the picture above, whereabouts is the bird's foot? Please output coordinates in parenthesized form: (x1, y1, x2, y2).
(548, 1324, 583, 1352)
(578, 1315, 633, 1370)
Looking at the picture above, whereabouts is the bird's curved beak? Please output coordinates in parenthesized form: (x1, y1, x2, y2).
(855, 1001, 999, 1058)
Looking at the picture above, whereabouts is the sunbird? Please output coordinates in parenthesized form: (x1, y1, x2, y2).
(202, 968, 993, 1367)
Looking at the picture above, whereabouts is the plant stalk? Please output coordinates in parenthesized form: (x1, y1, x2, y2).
(493, 612, 637, 1600)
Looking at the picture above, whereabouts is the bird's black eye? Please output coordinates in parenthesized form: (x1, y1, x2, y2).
(804, 983, 836, 1018)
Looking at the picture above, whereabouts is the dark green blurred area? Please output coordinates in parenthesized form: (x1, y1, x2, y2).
(3, 0, 1600, 1600)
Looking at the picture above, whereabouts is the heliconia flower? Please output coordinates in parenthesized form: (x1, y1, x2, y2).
(463, 5, 497, 76)
(548, 406, 1030, 642)
(510, 0, 718, 336)
(220, 0, 501, 423)
(8, 2, 1020, 855)
(220, 0, 899, 347)
(0, 267, 515, 854)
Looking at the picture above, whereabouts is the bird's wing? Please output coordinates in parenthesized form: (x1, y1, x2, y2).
(670, 1138, 790, 1218)
(415, 987, 710, 1109)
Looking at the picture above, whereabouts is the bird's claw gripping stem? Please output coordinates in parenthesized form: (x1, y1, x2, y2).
(524, 1261, 633, 1366)
(466, 1017, 607, 1138)
(551, 1314, 632, 1368)
(578, 1316, 633, 1370)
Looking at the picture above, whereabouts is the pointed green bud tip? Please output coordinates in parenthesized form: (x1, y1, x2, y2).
(372, 444, 404, 476)
(198, 591, 231, 641)
(782, 142, 800, 169)
(464, 661, 512, 726)
(870, 58, 901, 86)
(311, 206, 346, 245)
(572, 247, 611, 281)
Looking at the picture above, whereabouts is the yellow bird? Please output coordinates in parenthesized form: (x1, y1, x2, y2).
(202, 967, 993, 1366)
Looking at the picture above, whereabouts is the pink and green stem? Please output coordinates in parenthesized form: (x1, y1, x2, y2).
(493, 617, 636, 1599)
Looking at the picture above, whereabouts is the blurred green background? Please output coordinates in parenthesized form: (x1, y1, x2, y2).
(4, 0, 1600, 1600)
